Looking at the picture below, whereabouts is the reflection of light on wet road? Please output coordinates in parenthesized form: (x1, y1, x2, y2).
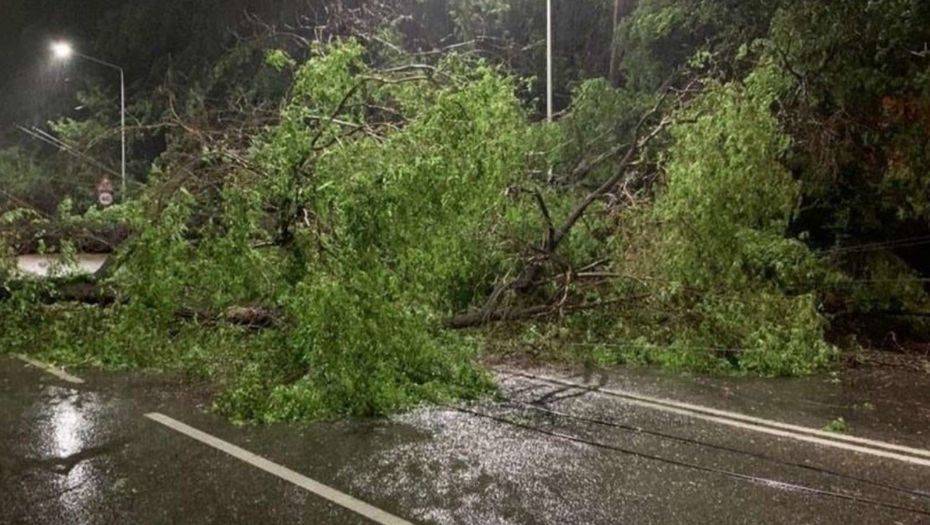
(41, 388, 105, 521)
(50, 394, 84, 457)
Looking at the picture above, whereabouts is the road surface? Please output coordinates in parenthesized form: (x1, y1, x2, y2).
(2, 355, 929, 524)
(14, 254, 107, 278)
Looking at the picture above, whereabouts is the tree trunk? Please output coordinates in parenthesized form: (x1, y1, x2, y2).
(447, 297, 639, 329)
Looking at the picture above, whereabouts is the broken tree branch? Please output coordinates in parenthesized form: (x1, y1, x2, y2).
(448, 79, 684, 329)
(447, 297, 643, 329)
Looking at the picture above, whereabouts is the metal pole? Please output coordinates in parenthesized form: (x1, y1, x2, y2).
(547, 0, 553, 122)
(120, 68, 126, 201)
(69, 51, 127, 201)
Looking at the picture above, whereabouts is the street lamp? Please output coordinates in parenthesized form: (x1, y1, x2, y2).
(51, 41, 74, 60)
(50, 41, 127, 202)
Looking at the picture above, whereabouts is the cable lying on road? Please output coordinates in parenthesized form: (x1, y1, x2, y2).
(456, 407, 930, 518)
(508, 400, 930, 502)
(499, 369, 930, 465)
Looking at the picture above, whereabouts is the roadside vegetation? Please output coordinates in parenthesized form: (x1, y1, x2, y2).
(3, 0, 930, 422)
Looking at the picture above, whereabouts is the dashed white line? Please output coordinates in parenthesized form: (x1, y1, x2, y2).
(145, 412, 413, 525)
(505, 370, 930, 468)
(16, 354, 85, 384)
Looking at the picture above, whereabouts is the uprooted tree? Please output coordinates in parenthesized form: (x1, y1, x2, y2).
(3, 0, 930, 422)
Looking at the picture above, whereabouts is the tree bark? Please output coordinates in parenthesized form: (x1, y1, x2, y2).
(177, 306, 280, 328)
(1, 277, 277, 328)
(447, 298, 634, 330)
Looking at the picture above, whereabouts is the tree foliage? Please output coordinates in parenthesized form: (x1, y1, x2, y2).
(3, 1, 930, 422)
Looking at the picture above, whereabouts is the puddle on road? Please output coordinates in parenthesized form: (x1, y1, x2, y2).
(46, 390, 88, 458)
(21, 386, 120, 520)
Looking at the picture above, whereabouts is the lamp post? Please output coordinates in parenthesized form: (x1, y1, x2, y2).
(546, 0, 553, 122)
(51, 41, 127, 202)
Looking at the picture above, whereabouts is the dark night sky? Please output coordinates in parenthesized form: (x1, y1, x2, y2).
(0, 0, 302, 145)
(0, 0, 561, 148)
(1, 1, 121, 136)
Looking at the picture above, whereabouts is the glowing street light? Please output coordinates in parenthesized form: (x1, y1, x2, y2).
(50, 41, 127, 202)
(51, 41, 74, 60)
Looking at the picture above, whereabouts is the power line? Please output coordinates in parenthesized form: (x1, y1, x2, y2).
(0, 187, 53, 219)
(17, 125, 121, 180)
(826, 236, 930, 255)
(14, 125, 145, 190)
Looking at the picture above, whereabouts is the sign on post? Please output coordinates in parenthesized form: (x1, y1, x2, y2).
(96, 177, 114, 207)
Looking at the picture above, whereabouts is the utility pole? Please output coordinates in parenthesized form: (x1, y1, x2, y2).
(119, 67, 126, 201)
(547, 0, 553, 122)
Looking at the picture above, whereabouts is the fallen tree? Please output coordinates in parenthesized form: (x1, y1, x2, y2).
(448, 79, 688, 329)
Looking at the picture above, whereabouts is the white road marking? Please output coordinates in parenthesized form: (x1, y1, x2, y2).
(16, 354, 85, 384)
(504, 370, 930, 468)
(145, 413, 413, 525)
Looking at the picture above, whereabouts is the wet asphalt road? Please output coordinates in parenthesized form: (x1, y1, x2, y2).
(2, 355, 929, 524)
